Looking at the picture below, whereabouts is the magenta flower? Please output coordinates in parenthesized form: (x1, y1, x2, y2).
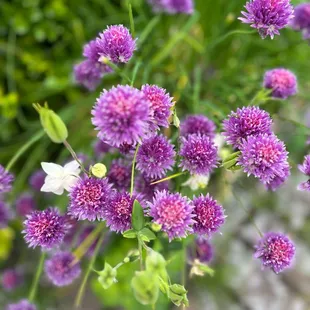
(23, 208, 69, 249)
(263, 68, 297, 99)
(5, 300, 36, 310)
(96, 25, 136, 63)
(141, 84, 174, 129)
(45, 252, 81, 286)
(239, 0, 294, 39)
(16, 193, 36, 217)
(148, 0, 194, 15)
(189, 238, 214, 264)
(179, 134, 218, 175)
(92, 85, 151, 147)
(0, 164, 13, 194)
(238, 133, 289, 184)
(254, 232, 295, 273)
(107, 159, 131, 192)
(68, 176, 113, 221)
(29, 170, 45, 191)
(181, 115, 216, 139)
(1, 268, 23, 292)
(290, 3, 310, 40)
(149, 190, 194, 241)
(298, 154, 310, 191)
(136, 134, 176, 179)
(0, 201, 11, 228)
(222, 106, 273, 148)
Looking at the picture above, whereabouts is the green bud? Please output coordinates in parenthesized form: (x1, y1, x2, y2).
(222, 151, 241, 171)
(151, 223, 162, 232)
(170, 284, 187, 295)
(125, 249, 140, 262)
(91, 163, 107, 178)
(168, 284, 189, 307)
(97, 262, 117, 289)
(33, 103, 68, 143)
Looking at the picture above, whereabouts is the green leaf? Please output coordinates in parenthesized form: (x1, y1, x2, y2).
(97, 262, 117, 290)
(123, 229, 137, 239)
(131, 200, 145, 231)
(198, 264, 215, 277)
(139, 228, 156, 242)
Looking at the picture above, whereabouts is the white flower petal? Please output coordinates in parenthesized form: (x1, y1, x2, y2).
(41, 162, 64, 177)
(41, 176, 63, 192)
(63, 175, 79, 192)
(64, 160, 81, 175)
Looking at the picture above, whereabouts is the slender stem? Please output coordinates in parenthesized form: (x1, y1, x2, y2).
(128, 2, 135, 38)
(75, 231, 105, 308)
(6, 130, 45, 172)
(131, 60, 142, 87)
(28, 252, 46, 302)
(130, 145, 140, 196)
(150, 172, 186, 185)
(103, 59, 132, 83)
(181, 241, 186, 310)
(138, 237, 143, 270)
(63, 140, 88, 175)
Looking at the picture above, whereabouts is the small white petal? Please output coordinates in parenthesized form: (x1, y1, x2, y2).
(41, 162, 64, 177)
(64, 160, 81, 176)
(41, 176, 63, 192)
(63, 175, 79, 192)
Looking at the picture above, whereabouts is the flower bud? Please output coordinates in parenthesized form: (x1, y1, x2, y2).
(91, 163, 107, 178)
(151, 223, 162, 232)
(97, 262, 117, 289)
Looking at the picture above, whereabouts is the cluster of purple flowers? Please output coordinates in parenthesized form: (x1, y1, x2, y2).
(290, 3, 310, 41)
(148, 0, 194, 15)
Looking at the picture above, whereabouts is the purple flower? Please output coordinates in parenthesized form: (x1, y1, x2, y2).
(148, 0, 194, 15)
(94, 139, 113, 158)
(5, 299, 36, 310)
(29, 170, 45, 191)
(298, 154, 310, 191)
(263, 68, 297, 99)
(181, 115, 216, 139)
(16, 193, 36, 217)
(179, 134, 218, 175)
(23, 208, 69, 249)
(118, 142, 137, 156)
(290, 3, 310, 40)
(149, 190, 194, 241)
(222, 106, 273, 148)
(265, 165, 290, 191)
(96, 25, 136, 63)
(254, 232, 295, 273)
(136, 134, 175, 179)
(68, 176, 113, 221)
(239, 0, 294, 39)
(45, 251, 81, 286)
(192, 194, 225, 236)
(0, 201, 11, 228)
(189, 238, 214, 264)
(83, 39, 101, 62)
(1, 268, 23, 292)
(0, 164, 13, 194)
(238, 133, 289, 184)
(92, 85, 151, 147)
(141, 84, 174, 129)
(107, 159, 131, 192)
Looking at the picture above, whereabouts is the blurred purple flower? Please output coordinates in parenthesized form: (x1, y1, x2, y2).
(181, 114, 216, 139)
(290, 3, 310, 40)
(29, 170, 45, 191)
(16, 193, 36, 217)
(107, 159, 131, 192)
(1, 268, 23, 292)
(148, 0, 194, 15)
(298, 154, 310, 191)
(0, 164, 13, 194)
(0, 201, 11, 228)
(188, 238, 214, 264)
(6, 299, 36, 310)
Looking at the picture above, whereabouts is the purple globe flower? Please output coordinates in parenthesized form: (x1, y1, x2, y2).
(181, 115, 216, 139)
(298, 154, 310, 191)
(222, 106, 273, 148)
(92, 85, 151, 147)
(0, 164, 13, 194)
(1, 268, 23, 292)
(179, 134, 218, 175)
(0, 201, 11, 228)
(107, 159, 131, 192)
(148, 0, 194, 15)
(83, 39, 101, 62)
(96, 25, 136, 63)
(238, 133, 289, 184)
(29, 170, 45, 191)
(254, 232, 295, 273)
(68, 176, 113, 221)
(192, 194, 225, 236)
(136, 134, 175, 179)
(45, 251, 81, 286)
(23, 208, 69, 249)
(290, 3, 310, 40)
(149, 190, 194, 241)
(263, 68, 297, 99)
(265, 164, 290, 191)
(141, 84, 174, 129)
(189, 238, 214, 264)
(16, 193, 36, 217)
(239, 0, 294, 39)
(6, 299, 36, 310)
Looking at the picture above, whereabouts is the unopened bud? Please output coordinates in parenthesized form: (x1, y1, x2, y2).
(151, 223, 162, 232)
(91, 163, 107, 178)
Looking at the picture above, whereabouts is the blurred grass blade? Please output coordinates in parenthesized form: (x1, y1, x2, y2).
(138, 15, 161, 47)
(128, 3, 135, 37)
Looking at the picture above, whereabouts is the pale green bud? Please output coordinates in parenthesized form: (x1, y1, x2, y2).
(91, 163, 107, 178)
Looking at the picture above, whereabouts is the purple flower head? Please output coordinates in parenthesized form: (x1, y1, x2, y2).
(141, 84, 174, 129)
(265, 164, 290, 191)
(94, 139, 113, 158)
(290, 3, 310, 39)
(23, 208, 69, 249)
(189, 238, 214, 264)
(92, 85, 151, 147)
(181, 115, 216, 139)
(29, 170, 45, 191)
(298, 154, 310, 191)
(118, 142, 137, 156)
(149, 190, 194, 241)
(239, 0, 294, 39)
(179, 134, 218, 175)
(0, 164, 14, 194)
(68, 176, 113, 221)
(107, 159, 131, 192)
(6, 300, 36, 310)
(1, 268, 23, 292)
(83, 39, 101, 62)
(0, 201, 11, 228)
(45, 251, 81, 286)
(96, 25, 136, 63)
(192, 194, 225, 236)
(16, 193, 36, 217)
(136, 134, 175, 179)
(254, 232, 295, 273)
(222, 106, 273, 148)
(238, 133, 289, 184)
(263, 68, 297, 99)
(148, 0, 194, 15)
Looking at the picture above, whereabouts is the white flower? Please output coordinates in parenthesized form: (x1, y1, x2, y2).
(182, 174, 210, 191)
(40, 160, 81, 195)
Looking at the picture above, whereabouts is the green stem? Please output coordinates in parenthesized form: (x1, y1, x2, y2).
(63, 140, 88, 175)
(75, 231, 105, 308)
(138, 237, 143, 270)
(131, 60, 142, 86)
(104, 60, 132, 83)
(130, 145, 140, 196)
(128, 2, 135, 38)
(28, 252, 46, 302)
(150, 172, 186, 185)
(6, 130, 45, 172)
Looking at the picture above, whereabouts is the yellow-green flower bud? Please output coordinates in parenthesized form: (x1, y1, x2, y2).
(91, 163, 107, 178)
